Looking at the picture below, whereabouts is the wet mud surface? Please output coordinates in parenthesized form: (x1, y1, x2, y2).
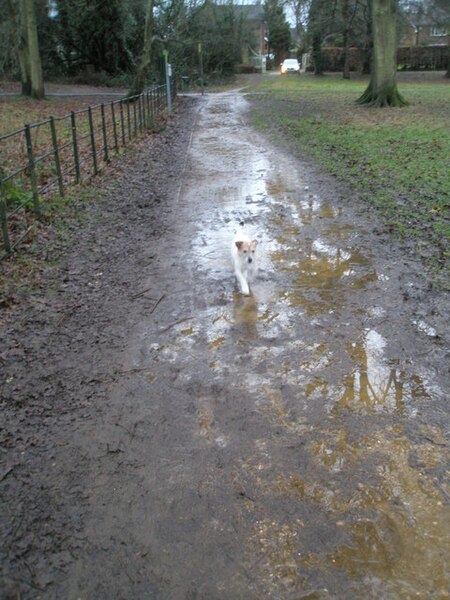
(1, 91, 449, 599)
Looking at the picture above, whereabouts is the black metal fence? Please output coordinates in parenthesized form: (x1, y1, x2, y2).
(0, 83, 174, 259)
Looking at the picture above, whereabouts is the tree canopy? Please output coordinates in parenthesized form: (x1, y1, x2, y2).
(264, 0, 291, 63)
(0, 0, 261, 87)
(0, 0, 448, 97)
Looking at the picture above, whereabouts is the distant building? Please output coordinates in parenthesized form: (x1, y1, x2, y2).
(399, 1, 449, 46)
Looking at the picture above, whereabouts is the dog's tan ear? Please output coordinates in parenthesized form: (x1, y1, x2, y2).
(250, 240, 258, 249)
(235, 241, 244, 250)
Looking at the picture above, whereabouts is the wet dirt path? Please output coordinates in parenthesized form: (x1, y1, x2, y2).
(3, 91, 448, 599)
(63, 91, 449, 599)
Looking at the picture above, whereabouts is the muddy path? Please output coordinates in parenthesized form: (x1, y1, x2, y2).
(1, 90, 449, 599)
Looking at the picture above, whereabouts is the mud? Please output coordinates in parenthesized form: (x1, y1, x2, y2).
(1, 89, 449, 599)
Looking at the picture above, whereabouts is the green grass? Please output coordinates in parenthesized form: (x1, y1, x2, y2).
(246, 72, 450, 283)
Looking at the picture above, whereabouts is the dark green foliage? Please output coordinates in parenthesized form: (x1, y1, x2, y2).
(154, 0, 258, 81)
(311, 31, 324, 75)
(264, 0, 291, 63)
(53, 0, 138, 75)
(0, 0, 145, 80)
(307, 0, 335, 75)
(0, 0, 259, 84)
(187, 1, 243, 74)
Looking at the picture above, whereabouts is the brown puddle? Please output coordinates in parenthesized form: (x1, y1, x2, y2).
(323, 431, 450, 597)
(243, 427, 450, 598)
(273, 237, 377, 317)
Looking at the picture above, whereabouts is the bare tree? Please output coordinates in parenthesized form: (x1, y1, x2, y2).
(287, 0, 310, 49)
(129, 0, 155, 96)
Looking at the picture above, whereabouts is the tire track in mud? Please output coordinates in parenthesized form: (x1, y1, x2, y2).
(1, 91, 449, 599)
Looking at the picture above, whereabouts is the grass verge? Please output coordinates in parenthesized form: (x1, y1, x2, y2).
(0, 186, 97, 310)
(246, 72, 450, 285)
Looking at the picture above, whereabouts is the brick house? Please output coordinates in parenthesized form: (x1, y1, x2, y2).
(400, 23, 449, 47)
(399, 1, 449, 46)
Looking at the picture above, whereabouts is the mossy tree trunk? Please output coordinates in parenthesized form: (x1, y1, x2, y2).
(20, 0, 45, 99)
(357, 0, 408, 107)
(128, 0, 155, 97)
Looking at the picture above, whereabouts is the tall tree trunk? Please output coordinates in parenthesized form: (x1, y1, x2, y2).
(18, 39, 32, 96)
(446, 41, 450, 78)
(20, 0, 44, 99)
(361, 0, 372, 74)
(308, 0, 326, 76)
(357, 0, 407, 107)
(342, 0, 359, 79)
(128, 0, 155, 97)
(342, 0, 351, 79)
(312, 31, 324, 75)
(7, 0, 31, 95)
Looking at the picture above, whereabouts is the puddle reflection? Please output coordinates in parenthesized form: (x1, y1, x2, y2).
(334, 329, 428, 416)
(248, 428, 450, 597)
(299, 195, 323, 224)
(325, 432, 450, 597)
(273, 236, 376, 316)
(232, 292, 259, 339)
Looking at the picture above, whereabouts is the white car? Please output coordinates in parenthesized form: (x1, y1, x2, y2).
(281, 58, 300, 75)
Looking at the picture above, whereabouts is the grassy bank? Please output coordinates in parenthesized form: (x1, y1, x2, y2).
(246, 72, 450, 283)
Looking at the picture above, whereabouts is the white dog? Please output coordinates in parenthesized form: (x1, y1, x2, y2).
(232, 225, 258, 295)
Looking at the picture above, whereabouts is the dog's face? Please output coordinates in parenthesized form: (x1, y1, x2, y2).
(235, 240, 257, 265)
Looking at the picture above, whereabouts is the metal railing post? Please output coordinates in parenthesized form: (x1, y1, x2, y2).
(88, 107, 98, 175)
(141, 92, 147, 130)
(111, 102, 119, 152)
(100, 104, 109, 163)
(0, 184, 11, 255)
(139, 95, 142, 131)
(71, 111, 80, 184)
(146, 91, 152, 128)
(126, 100, 132, 141)
(24, 124, 41, 217)
(132, 99, 137, 137)
(119, 100, 126, 146)
(49, 116, 64, 197)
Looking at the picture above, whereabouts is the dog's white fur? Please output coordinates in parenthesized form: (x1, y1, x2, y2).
(232, 226, 258, 295)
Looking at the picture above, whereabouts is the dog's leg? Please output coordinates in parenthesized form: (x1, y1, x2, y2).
(235, 269, 250, 295)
